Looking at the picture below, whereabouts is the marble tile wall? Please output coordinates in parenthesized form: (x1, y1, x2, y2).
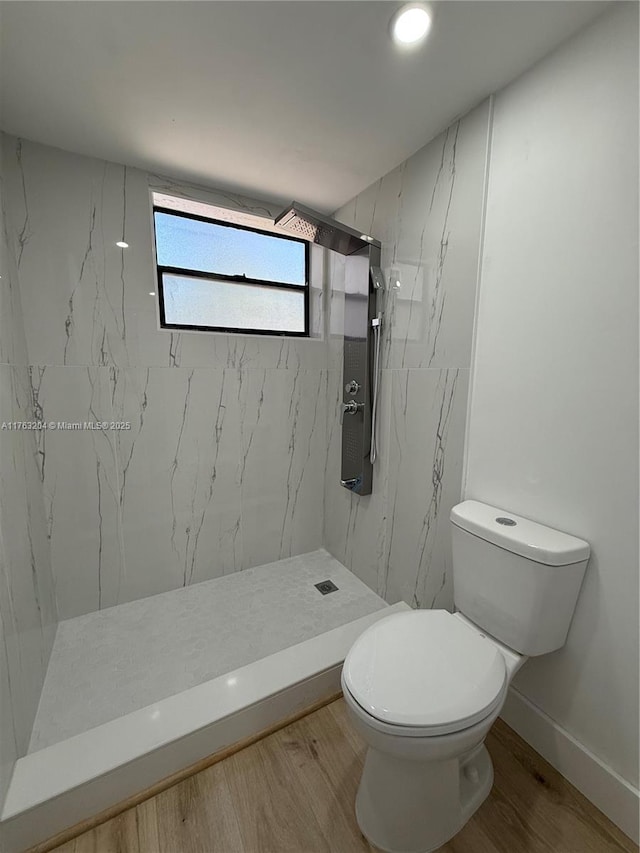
(1, 135, 327, 620)
(0, 138, 57, 795)
(324, 101, 490, 610)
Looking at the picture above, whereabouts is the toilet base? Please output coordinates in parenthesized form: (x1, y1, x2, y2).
(355, 742, 494, 853)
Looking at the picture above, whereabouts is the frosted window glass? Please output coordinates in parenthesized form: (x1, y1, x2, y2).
(162, 274, 305, 333)
(155, 212, 306, 286)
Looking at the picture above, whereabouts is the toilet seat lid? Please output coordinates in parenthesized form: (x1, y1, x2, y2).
(343, 610, 507, 732)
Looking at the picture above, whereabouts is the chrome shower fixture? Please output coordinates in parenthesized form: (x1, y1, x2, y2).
(274, 201, 380, 256)
(275, 201, 383, 496)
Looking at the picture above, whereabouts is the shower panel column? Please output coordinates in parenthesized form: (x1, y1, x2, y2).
(274, 201, 383, 496)
(340, 243, 381, 495)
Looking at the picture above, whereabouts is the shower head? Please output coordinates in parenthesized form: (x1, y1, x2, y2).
(274, 202, 380, 256)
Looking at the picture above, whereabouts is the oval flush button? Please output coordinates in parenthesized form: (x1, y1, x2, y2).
(496, 517, 516, 526)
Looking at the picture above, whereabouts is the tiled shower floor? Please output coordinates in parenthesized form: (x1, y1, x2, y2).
(29, 550, 387, 753)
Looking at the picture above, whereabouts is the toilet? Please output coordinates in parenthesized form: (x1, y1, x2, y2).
(341, 500, 590, 853)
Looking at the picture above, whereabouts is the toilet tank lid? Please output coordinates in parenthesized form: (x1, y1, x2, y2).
(451, 501, 590, 566)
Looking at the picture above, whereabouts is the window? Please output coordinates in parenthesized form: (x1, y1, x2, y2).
(153, 204, 309, 336)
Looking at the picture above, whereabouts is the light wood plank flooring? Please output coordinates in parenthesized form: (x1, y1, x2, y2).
(49, 698, 636, 853)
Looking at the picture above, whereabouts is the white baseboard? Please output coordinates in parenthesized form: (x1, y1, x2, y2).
(500, 686, 639, 845)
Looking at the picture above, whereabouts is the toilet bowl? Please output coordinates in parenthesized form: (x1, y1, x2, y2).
(341, 610, 523, 853)
(341, 500, 590, 853)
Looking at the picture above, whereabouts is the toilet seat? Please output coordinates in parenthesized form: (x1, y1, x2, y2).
(342, 610, 507, 737)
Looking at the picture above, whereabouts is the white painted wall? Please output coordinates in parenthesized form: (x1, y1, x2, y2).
(465, 0, 639, 807)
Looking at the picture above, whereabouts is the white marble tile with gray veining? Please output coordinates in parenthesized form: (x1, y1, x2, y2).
(0, 133, 333, 625)
(383, 368, 469, 609)
(334, 101, 489, 372)
(148, 172, 283, 221)
(325, 103, 489, 609)
(2, 138, 143, 369)
(0, 365, 56, 756)
(323, 365, 392, 597)
(2, 135, 328, 372)
(28, 366, 123, 619)
(0, 601, 17, 804)
(112, 367, 243, 603)
(10, 366, 56, 634)
(239, 369, 326, 569)
(146, 329, 328, 372)
(0, 253, 26, 368)
(0, 155, 29, 368)
(0, 170, 57, 790)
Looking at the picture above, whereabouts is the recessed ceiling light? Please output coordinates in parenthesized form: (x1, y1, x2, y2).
(149, 292, 156, 296)
(116, 240, 129, 248)
(391, 3, 432, 47)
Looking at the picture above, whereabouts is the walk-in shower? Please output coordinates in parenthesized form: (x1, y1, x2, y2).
(275, 203, 384, 495)
(0, 158, 399, 850)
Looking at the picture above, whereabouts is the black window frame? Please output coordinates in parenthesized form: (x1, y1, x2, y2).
(153, 205, 310, 337)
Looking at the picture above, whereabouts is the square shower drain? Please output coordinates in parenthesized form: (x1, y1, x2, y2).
(314, 580, 339, 595)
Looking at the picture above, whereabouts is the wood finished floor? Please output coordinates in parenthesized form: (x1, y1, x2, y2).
(51, 698, 636, 853)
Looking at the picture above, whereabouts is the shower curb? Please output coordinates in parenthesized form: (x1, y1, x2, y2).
(0, 602, 408, 853)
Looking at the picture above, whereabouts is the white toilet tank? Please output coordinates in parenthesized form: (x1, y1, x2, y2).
(450, 501, 590, 656)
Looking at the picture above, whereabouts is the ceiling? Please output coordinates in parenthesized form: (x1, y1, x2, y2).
(0, 1, 608, 212)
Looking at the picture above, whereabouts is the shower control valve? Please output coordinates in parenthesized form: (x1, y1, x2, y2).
(340, 400, 364, 424)
(344, 379, 360, 396)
